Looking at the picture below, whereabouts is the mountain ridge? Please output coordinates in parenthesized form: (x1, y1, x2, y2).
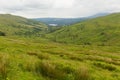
(33, 13, 109, 26)
(0, 14, 48, 37)
(46, 13, 120, 46)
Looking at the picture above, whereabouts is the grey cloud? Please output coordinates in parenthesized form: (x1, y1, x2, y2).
(0, 0, 120, 18)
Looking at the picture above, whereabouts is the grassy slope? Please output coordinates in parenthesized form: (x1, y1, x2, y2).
(0, 36, 120, 80)
(0, 14, 47, 37)
(47, 13, 120, 46)
(0, 14, 120, 80)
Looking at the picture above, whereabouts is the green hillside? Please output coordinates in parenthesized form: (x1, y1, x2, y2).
(0, 36, 120, 80)
(0, 14, 47, 37)
(47, 13, 120, 46)
(0, 14, 120, 80)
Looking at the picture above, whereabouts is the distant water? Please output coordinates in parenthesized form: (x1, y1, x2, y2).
(49, 24, 58, 26)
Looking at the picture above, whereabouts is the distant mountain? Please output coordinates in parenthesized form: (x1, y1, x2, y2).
(33, 18, 87, 26)
(88, 13, 109, 18)
(0, 14, 47, 37)
(47, 13, 120, 46)
(33, 13, 110, 26)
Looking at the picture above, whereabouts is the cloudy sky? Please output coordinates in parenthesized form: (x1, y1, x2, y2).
(0, 0, 120, 18)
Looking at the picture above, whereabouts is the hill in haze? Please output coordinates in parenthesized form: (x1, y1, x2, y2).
(0, 14, 47, 37)
(33, 18, 87, 26)
(47, 13, 120, 46)
(33, 13, 109, 26)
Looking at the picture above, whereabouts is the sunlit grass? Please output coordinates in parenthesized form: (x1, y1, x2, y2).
(0, 36, 120, 80)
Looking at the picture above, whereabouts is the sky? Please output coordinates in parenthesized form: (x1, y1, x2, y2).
(0, 0, 120, 18)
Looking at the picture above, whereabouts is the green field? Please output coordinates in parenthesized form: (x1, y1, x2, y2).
(0, 36, 120, 80)
(0, 14, 120, 80)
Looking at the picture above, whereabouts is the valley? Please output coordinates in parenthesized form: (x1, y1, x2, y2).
(0, 13, 120, 80)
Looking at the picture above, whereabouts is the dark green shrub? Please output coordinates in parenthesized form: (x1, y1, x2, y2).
(0, 31, 6, 36)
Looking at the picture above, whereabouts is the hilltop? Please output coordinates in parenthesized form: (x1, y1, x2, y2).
(0, 14, 47, 37)
(47, 13, 120, 46)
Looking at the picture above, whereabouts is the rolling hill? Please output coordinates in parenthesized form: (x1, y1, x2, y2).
(0, 14, 47, 37)
(0, 13, 120, 80)
(47, 13, 120, 46)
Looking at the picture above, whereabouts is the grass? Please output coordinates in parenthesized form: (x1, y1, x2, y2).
(0, 13, 120, 80)
(0, 14, 48, 37)
(93, 62, 117, 71)
(38, 61, 67, 80)
(74, 67, 91, 80)
(0, 53, 9, 79)
(0, 36, 119, 80)
(47, 13, 120, 46)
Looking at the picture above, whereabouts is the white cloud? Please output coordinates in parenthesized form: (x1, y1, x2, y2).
(0, 0, 120, 18)
(53, 0, 75, 8)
